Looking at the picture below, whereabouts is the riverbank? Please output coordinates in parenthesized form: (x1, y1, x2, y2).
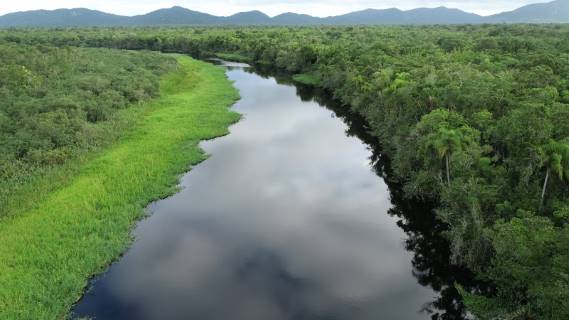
(0, 55, 240, 319)
(73, 58, 442, 320)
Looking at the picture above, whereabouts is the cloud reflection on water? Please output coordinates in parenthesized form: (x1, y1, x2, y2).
(73, 66, 434, 320)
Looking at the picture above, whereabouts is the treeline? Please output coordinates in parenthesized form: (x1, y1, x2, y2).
(0, 41, 176, 216)
(2, 25, 569, 318)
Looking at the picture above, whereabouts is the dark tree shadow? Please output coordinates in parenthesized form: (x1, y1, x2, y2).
(249, 63, 487, 320)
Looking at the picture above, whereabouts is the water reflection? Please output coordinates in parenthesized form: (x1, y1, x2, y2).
(73, 62, 472, 320)
(252, 66, 479, 319)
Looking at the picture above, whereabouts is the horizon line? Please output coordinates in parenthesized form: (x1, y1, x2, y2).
(0, 1, 556, 19)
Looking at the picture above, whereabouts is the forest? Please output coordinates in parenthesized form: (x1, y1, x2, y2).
(1, 25, 569, 319)
(0, 42, 176, 217)
(0, 44, 239, 319)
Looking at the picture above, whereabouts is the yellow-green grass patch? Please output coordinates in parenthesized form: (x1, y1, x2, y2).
(0, 55, 240, 319)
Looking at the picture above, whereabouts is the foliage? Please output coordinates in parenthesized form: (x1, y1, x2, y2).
(0, 42, 176, 217)
(292, 73, 321, 86)
(215, 52, 251, 62)
(2, 24, 569, 318)
(463, 216, 569, 319)
(0, 56, 239, 319)
(539, 139, 569, 209)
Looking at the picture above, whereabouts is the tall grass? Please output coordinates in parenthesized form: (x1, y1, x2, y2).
(0, 55, 240, 319)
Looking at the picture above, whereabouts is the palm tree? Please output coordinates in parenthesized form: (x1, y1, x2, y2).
(426, 128, 464, 186)
(540, 140, 569, 209)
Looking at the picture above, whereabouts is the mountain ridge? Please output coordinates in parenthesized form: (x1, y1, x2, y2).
(0, 0, 567, 27)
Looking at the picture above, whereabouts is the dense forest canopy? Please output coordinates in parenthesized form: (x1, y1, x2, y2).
(1, 25, 569, 319)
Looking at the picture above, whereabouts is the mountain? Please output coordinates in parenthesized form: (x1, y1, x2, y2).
(272, 13, 320, 25)
(323, 7, 483, 25)
(325, 8, 406, 25)
(405, 7, 484, 24)
(225, 11, 271, 25)
(0, 0, 567, 27)
(486, 0, 569, 23)
(0, 8, 125, 27)
(129, 6, 219, 25)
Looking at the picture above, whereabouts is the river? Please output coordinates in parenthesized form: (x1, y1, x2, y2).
(73, 61, 472, 320)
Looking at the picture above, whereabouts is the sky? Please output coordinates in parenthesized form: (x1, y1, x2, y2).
(0, 0, 553, 17)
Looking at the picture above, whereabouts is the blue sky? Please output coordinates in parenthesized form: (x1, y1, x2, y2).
(0, 0, 552, 17)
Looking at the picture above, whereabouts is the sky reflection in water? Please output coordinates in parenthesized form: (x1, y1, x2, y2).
(73, 65, 435, 320)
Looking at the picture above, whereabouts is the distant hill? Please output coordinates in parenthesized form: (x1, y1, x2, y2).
(486, 0, 569, 23)
(129, 6, 219, 25)
(272, 13, 320, 25)
(405, 7, 484, 24)
(0, 8, 125, 27)
(323, 7, 483, 25)
(0, 0, 567, 27)
(225, 11, 272, 25)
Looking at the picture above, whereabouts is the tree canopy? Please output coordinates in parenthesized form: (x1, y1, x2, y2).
(2, 25, 569, 319)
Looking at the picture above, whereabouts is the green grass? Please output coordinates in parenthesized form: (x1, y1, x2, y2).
(292, 73, 321, 86)
(215, 52, 251, 63)
(0, 55, 240, 319)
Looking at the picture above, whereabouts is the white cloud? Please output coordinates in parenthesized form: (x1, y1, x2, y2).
(0, 0, 553, 17)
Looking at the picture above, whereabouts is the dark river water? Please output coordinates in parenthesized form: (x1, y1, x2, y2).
(73, 61, 473, 320)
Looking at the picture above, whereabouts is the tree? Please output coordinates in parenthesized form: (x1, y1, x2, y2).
(426, 127, 464, 185)
(462, 215, 569, 320)
(416, 109, 480, 186)
(539, 140, 569, 209)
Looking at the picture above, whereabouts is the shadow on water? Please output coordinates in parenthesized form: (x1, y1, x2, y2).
(250, 64, 481, 320)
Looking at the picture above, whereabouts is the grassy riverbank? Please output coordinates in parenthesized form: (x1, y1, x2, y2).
(0, 55, 239, 319)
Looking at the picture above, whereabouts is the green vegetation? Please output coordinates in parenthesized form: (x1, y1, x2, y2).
(0, 44, 176, 218)
(292, 73, 321, 86)
(215, 52, 251, 63)
(2, 24, 569, 319)
(0, 54, 239, 319)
